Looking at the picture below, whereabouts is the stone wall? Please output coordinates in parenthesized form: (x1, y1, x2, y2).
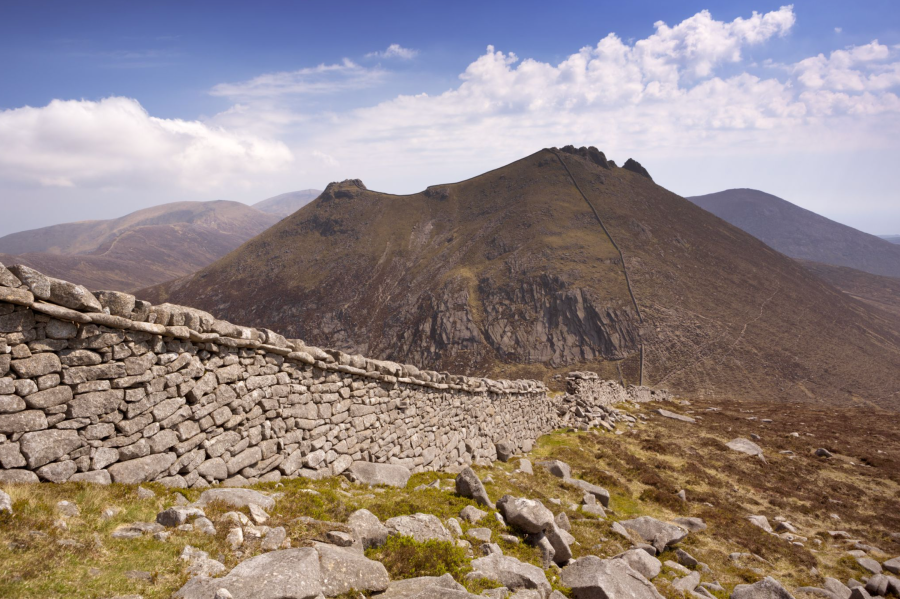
(0, 264, 557, 487)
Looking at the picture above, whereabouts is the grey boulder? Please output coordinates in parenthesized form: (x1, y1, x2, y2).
(471, 554, 551, 599)
(386, 513, 452, 542)
(537, 460, 571, 479)
(377, 574, 478, 599)
(174, 547, 322, 599)
(315, 542, 390, 596)
(726, 438, 764, 459)
(456, 467, 491, 507)
(561, 555, 663, 599)
(731, 577, 796, 599)
(496, 495, 554, 534)
(347, 508, 389, 549)
(618, 516, 689, 552)
(614, 548, 662, 580)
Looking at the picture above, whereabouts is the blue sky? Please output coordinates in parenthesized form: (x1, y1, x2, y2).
(1, 1, 899, 235)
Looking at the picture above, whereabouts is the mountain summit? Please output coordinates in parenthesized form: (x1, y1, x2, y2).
(143, 147, 900, 408)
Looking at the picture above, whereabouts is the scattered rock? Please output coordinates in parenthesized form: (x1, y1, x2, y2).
(673, 571, 701, 593)
(561, 555, 663, 599)
(56, 500, 80, 518)
(674, 517, 707, 532)
(555, 512, 571, 532)
(517, 460, 533, 475)
(378, 573, 477, 599)
(856, 556, 882, 575)
(614, 548, 662, 580)
(471, 554, 551, 599)
(563, 478, 610, 507)
(315, 542, 390, 596)
(386, 513, 452, 542)
(676, 548, 699, 567)
(865, 575, 889, 596)
(461, 506, 488, 524)
(347, 509, 388, 549)
(136, 487, 155, 500)
(815, 448, 833, 458)
(467, 528, 493, 543)
(537, 460, 571, 479)
(748, 515, 774, 533)
(726, 438, 765, 460)
(731, 576, 796, 599)
(496, 496, 554, 534)
(618, 516, 689, 552)
(0, 489, 12, 513)
(456, 468, 491, 507)
(655, 409, 696, 423)
(882, 557, 900, 575)
(495, 441, 515, 462)
(248, 503, 269, 524)
(157, 507, 205, 528)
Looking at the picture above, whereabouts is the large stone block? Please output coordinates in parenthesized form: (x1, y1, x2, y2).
(108, 452, 177, 484)
(0, 410, 48, 433)
(67, 389, 124, 418)
(24, 385, 72, 409)
(11, 353, 61, 378)
(19, 429, 83, 468)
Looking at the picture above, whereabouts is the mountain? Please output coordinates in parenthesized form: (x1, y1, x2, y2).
(687, 188, 900, 278)
(881, 235, 900, 244)
(0, 200, 279, 292)
(141, 147, 900, 408)
(253, 189, 322, 217)
(800, 260, 900, 321)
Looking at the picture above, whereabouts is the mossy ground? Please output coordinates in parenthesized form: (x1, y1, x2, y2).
(1, 396, 898, 598)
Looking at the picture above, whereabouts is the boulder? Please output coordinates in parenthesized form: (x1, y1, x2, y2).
(824, 578, 852, 599)
(94, 290, 136, 317)
(726, 438, 764, 458)
(518, 459, 533, 474)
(563, 478, 610, 507)
(673, 517, 707, 532)
(748, 515, 773, 533)
(561, 556, 663, 599)
(537, 460, 571, 479)
(0, 489, 12, 513)
(315, 542, 390, 596)
(731, 577, 796, 599)
(346, 461, 411, 488)
(157, 507, 206, 527)
(347, 508, 389, 549)
(618, 516, 688, 552)
(856, 556, 882, 575)
(884, 557, 900, 575)
(456, 467, 491, 507)
(377, 574, 477, 599)
(386, 513, 452, 542)
(174, 547, 323, 599)
(460, 505, 488, 523)
(0, 410, 47, 434)
(471, 554, 551, 599)
(865, 575, 889, 597)
(655, 409, 696, 423)
(196, 488, 276, 510)
(673, 572, 701, 593)
(614, 548, 661, 580)
(496, 496, 554, 534)
(495, 440, 515, 462)
(0, 469, 39, 483)
(11, 353, 61, 378)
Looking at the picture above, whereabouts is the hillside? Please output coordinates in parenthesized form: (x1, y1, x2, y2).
(801, 260, 900, 320)
(142, 147, 900, 408)
(0, 201, 278, 291)
(688, 189, 900, 278)
(253, 189, 322, 217)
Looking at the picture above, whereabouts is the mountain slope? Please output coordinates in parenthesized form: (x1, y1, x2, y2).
(881, 235, 900, 244)
(142, 147, 900, 408)
(0, 200, 278, 291)
(800, 260, 900, 321)
(253, 189, 322, 218)
(688, 189, 900, 278)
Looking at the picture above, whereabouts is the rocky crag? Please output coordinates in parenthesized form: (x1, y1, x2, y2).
(0, 263, 659, 486)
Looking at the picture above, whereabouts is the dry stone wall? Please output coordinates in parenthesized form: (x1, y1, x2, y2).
(0, 264, 558, 487)
(0, 264, 665, 487)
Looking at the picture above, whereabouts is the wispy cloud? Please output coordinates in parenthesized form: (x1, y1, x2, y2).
(210, 59, 385, 98)
(366, 44, 419, 60)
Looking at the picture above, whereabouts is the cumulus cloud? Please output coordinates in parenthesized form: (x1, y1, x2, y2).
(0, 97, 293, 191)
(210, 59, 384, 98)
(366, 44, 419, 60)
(794, 41, 900, 91)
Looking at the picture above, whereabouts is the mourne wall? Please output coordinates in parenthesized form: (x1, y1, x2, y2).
(0, 264, 659, 487)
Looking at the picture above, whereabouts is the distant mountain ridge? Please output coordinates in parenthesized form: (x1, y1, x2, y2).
(688, 188, 900, 279)
(142, 147, 900, 409)
(881, 235, 900, 244)
(254, 189, 322, 218)
(0, 200, 279, 291)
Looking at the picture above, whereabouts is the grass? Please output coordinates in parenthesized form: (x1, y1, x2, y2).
(1, 396, 899, 598)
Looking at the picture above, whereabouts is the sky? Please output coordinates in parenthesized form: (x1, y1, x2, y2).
(1, 0, 899, 236)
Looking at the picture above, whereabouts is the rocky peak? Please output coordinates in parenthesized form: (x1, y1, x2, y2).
(319, 179, 368, 203)
(556, 145, 611, 169)
(623, 158, 652, 180)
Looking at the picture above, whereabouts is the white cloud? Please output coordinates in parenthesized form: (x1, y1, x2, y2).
(210, 59, 384, 98)
(0, 97, 293, 191)
(835, 27, 842, 34)
(794, 40, 899, 91)
(366, 44, 418, 60)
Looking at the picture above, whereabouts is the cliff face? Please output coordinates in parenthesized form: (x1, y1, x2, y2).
(143, 148, 900, 408)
